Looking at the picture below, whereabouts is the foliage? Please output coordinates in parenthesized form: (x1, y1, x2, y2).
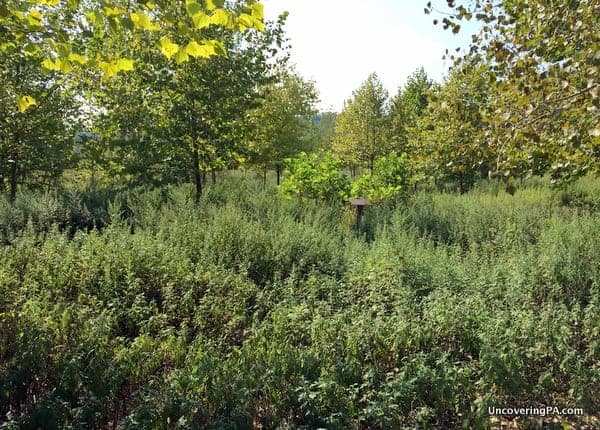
(426, 0, 600, 184)
(248, 68, 319, 179)
(412, 64, 492, 193)
(389, 67, 433, 154)
(333, 73, 390, 171)
(350, 152, 412, 203)
(1, 176, 599, 428)
(1, 176, 600, 428)
(0, 0, 266, 111)
(92, 10, 288, 199)
(0, 47, 81, 200)
(280, 152, 351, 203)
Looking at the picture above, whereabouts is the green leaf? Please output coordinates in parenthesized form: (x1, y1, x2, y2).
(185, 0, 202, 17)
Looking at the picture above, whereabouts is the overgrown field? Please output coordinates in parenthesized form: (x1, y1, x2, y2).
(1, 177, 599, 429)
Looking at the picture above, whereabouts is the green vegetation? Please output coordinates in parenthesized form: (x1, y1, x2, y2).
(1, 176, 599, 428)
(1, 0, 599, 428)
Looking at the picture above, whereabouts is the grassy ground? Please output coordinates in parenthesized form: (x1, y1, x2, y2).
(1, 176, 599, 429)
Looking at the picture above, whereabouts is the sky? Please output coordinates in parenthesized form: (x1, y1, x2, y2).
(261, 0, 481, 112)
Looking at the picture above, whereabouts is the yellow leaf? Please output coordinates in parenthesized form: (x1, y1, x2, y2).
(27, 8, 43, 26)
(18, 96, 37, 113)
(115, 58, 134, 71)
(99, 59, 133, 79)
(205, 0, 217, 11)
(175, 49, 189, 64)
(68, 53, 88, 64)
(60, 59, 73, 73)
(35, 0, 59, 5)
(130, 11, 160, 31)
(191, 11, 210, 29)
(237, 13, 253, 30)
(185, 40, 215, 58)
(159, 37, 180, 59)
(103, 6, 126, 16)
(250, 2, 264, 21)
(42, 58, 61, 71)
(99, 61, 117, 79)
(209, 9, 232, 27)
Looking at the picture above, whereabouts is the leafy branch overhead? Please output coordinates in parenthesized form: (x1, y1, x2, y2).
(425, 0, 599, 183)
(0, 0, 265, 111)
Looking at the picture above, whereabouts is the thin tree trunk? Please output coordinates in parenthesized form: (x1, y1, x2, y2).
(9, 154, 17, 202)
(276, 164, 281, 186)
(192, 145, 202, 203)
(263, 166, 267, 187)
(211, 170, 216, 185)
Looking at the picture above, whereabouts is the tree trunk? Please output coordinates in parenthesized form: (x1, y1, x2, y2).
(263, 167, 267, 187)
(211, 170, 216, 185)
(192, 146, 202, 203)
(369, 157, 374, 173)
(9, 154, 17, 202)
(276, 164, 281, 186)
(459, 173, 466, 194)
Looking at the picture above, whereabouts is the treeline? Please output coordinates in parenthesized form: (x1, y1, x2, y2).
(1, 0, 598, 202)
(0, 3, 324, 202)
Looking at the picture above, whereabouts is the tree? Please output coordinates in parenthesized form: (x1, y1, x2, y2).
(333, 73, 389, 173)
(93, 10, 286, 201)
(389, 68, 433, 154)
(412, 65, 491, 193)
(426, 0, 600, 184)
(248, 69, 319, 185)
(0, 47, 80, 200)
(312, 111, 337, 152)
(0, 0, 265, 112)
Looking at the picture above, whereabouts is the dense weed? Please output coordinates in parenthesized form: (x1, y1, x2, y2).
(1, 177, 599, 429)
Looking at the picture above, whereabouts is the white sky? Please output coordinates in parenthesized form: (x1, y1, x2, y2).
(261, 0, 481, 112)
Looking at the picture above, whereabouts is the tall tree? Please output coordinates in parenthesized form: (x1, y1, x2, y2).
(389, 67, 433, 154)
(413, 65, 491, 193)
(426, 0, 599, 183)
(0, 49, 80, 200)
(94, 11, 287, 200)
(333, 73, 389, 172)
(248, 69, 319, 185)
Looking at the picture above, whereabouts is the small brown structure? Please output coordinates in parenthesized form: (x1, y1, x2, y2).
(349, 198, 371, 232)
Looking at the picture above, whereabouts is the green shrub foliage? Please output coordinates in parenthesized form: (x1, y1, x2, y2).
(1, 176, 599, 429)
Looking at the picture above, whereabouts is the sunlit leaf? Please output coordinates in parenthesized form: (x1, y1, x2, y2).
(175, 48, 189, 64)
(68, 53, 88, 64)
(191, 11, 210, 29)
(250, 2, 264, 21)
(104, 6, 126, 16)
(209, 9, 232, 27)
(130, 11, 160, 31)
(115, 58, 134, 71)
(159, 37, 180, 59)
(185, 40, 215, 58)
(18, 95, 37, 113)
